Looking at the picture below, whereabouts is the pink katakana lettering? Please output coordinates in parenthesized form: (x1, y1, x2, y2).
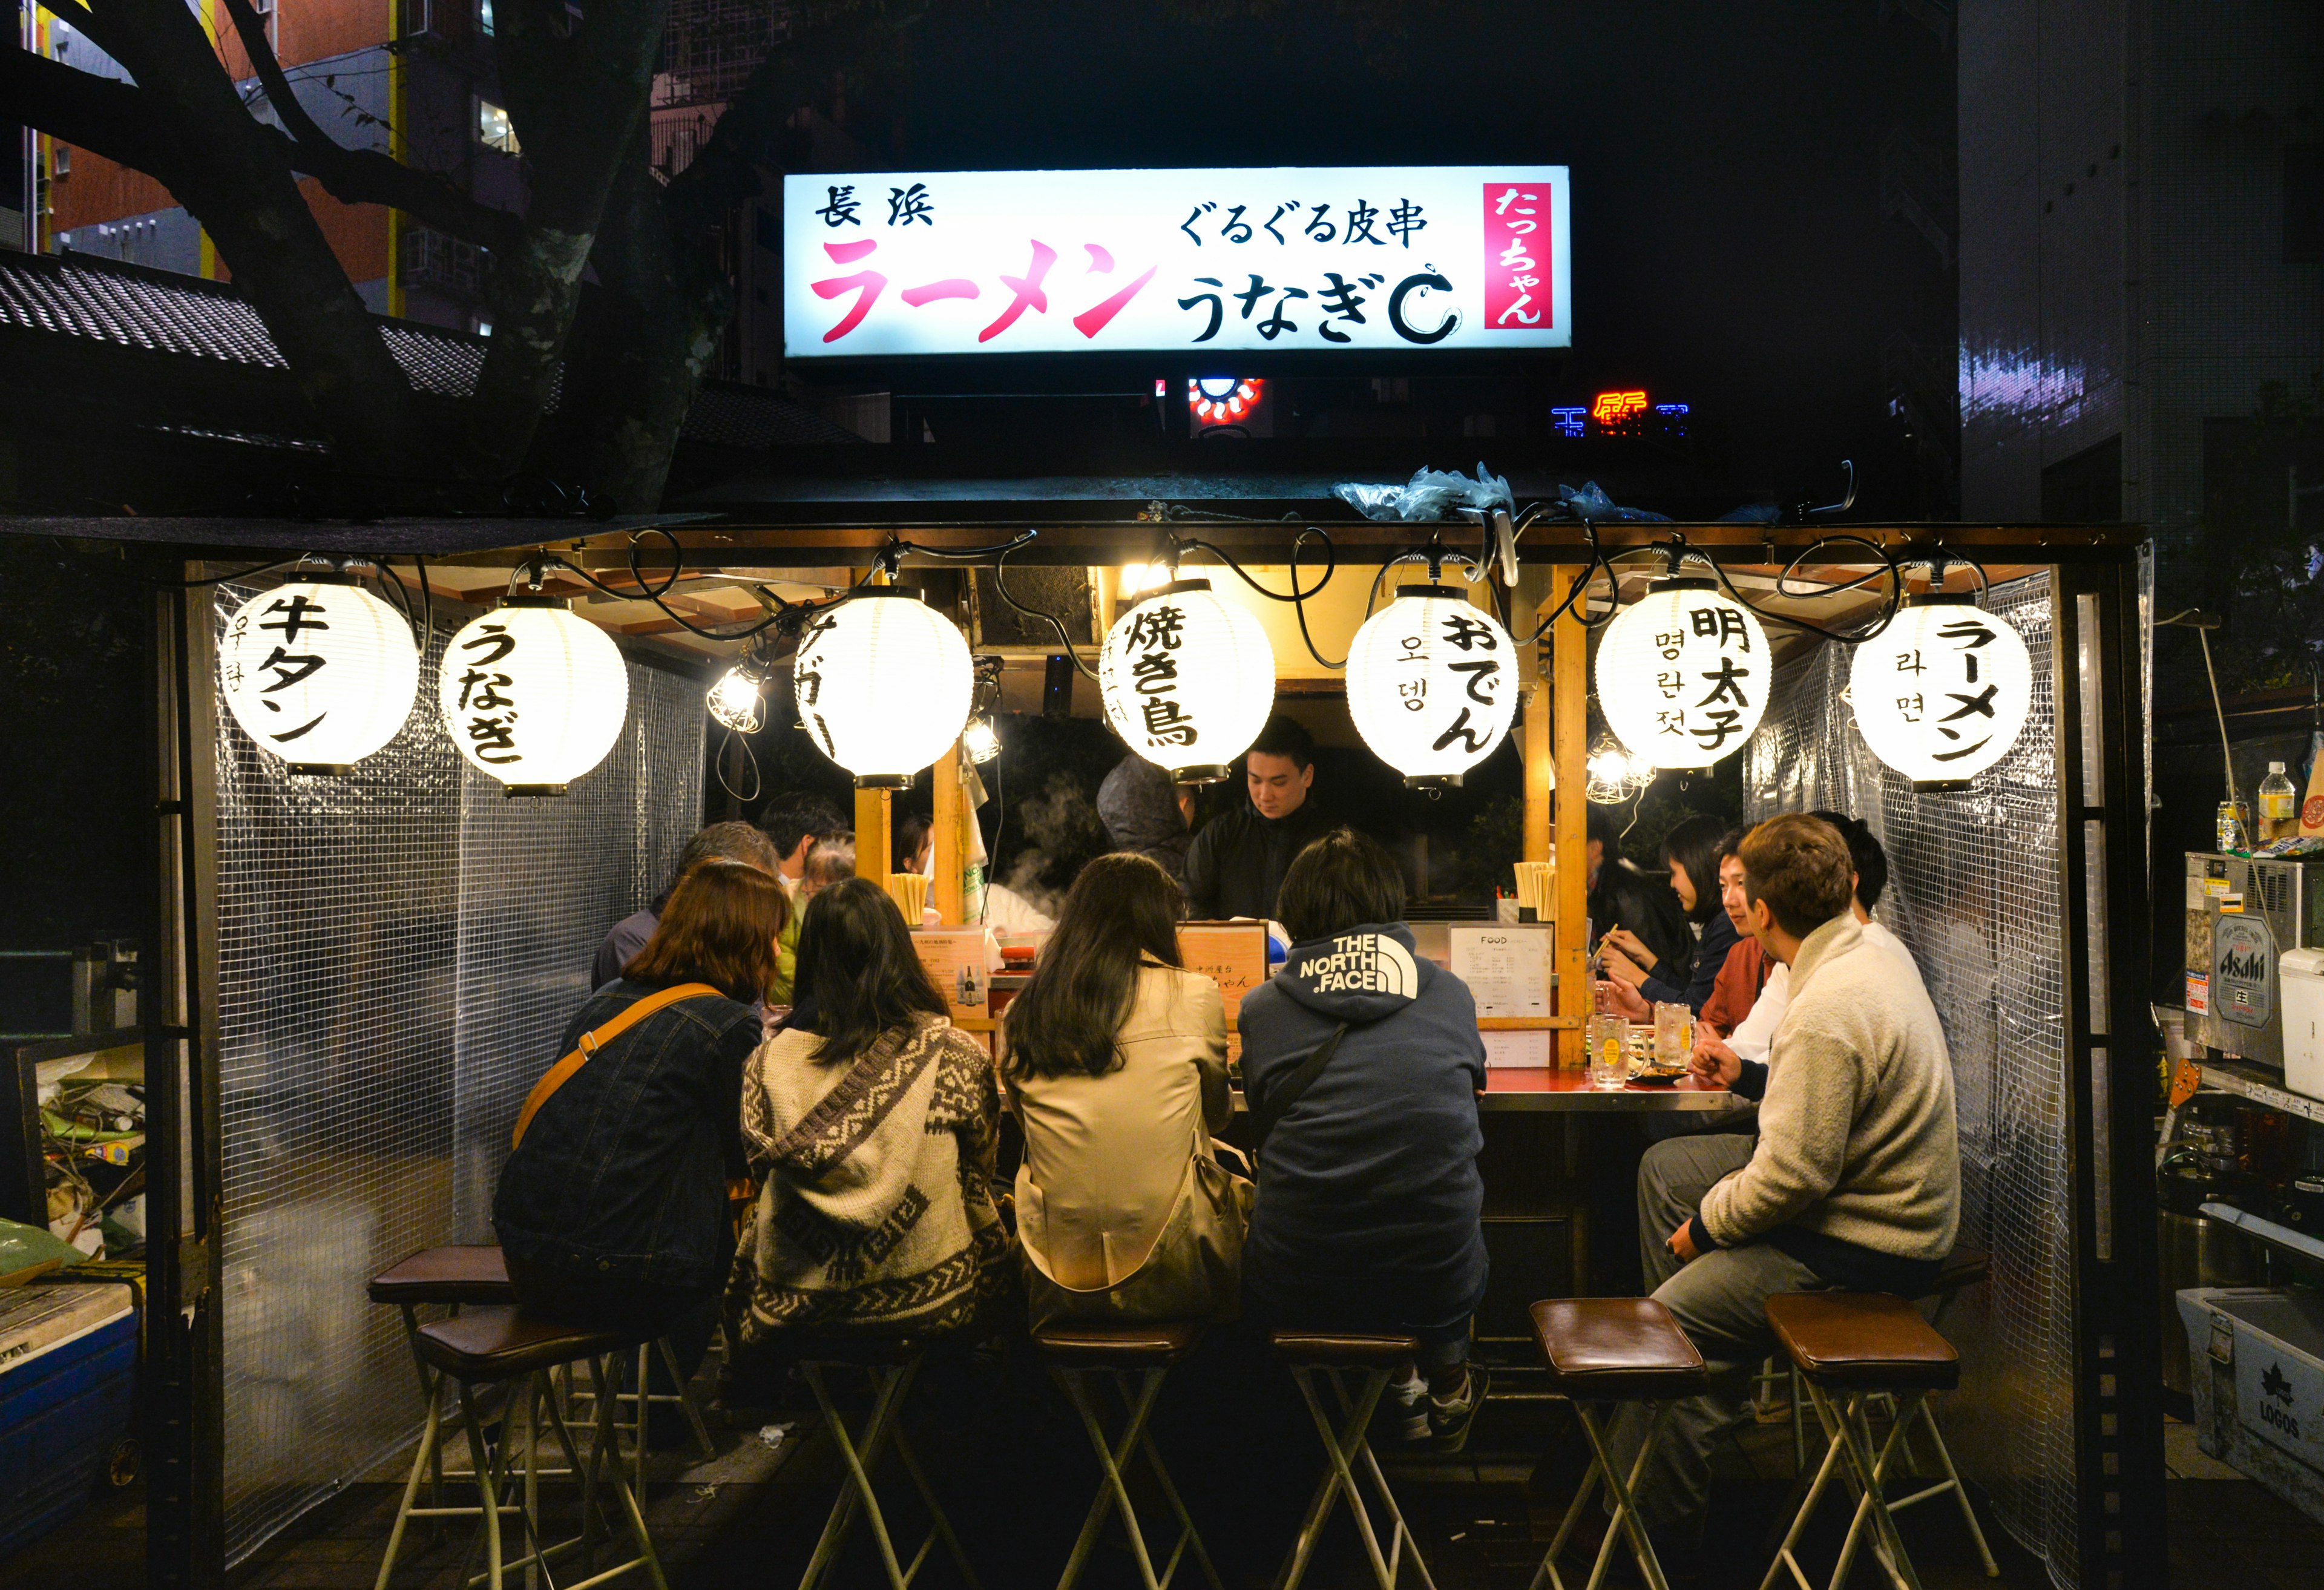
(1072, 265, 1158, 338)
(901, 278, 980, 306)
(977, 241, 1059, 343)
(810, 237, 886, 343)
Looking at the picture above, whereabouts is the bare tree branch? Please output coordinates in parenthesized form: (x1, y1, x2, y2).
(0, 45, 175, 180)
(212, 0, 524, 253)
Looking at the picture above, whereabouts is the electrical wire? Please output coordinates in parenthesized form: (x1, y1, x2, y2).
(714, 725, 763, 805)
(1698, 533, 1905, 645)
(1174, 527, 1344, 669)
(991, 545, 1101, 679)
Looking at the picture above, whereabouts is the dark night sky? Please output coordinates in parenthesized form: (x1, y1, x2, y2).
(877, 0, 1957, 515)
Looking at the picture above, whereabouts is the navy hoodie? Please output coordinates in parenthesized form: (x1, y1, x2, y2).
(1237, 922, 1488, 1324)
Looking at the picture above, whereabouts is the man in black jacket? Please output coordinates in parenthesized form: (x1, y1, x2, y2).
(1185, 715, 1333, 920)
(1586, 805, 1693, 982)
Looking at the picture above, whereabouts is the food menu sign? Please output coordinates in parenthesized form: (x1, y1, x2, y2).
(781, 166, 1571, 359)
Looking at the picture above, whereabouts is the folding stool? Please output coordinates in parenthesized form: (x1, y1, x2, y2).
(790, 1338, 979, 1590)
(1270, 1330, 1437, 1590)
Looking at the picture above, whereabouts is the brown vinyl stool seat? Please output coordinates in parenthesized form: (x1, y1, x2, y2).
(1927, 1247, 1989, 1301)
(1761, 1292, 1989, 1590)
(413, 1307, 641, 1382)
(1525, 1299, 1705, 1590)
(1764, 1293, 1960, 1392)
(1531, 1298, 1709, 1402)
(367, 1244, 518, 1306)
(1269, 1330, 1420, 1367)
(1268, 1330, 1434, 1589)
(1033, 1324, 1218, 1590)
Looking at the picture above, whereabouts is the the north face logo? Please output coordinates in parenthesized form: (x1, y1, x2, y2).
(1301, 933, 1420, 998)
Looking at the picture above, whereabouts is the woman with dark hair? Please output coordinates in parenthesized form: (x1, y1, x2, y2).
(724, 878, 1009, 1349)
(1236, 828, 1491, 1451)
(1601, 813, 1738, 1016)
(1003, 853, 1245, 1326)
(496, 859, 785, 1367)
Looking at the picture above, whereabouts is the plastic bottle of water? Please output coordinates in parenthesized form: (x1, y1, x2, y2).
(2259, 762, 2298, 839)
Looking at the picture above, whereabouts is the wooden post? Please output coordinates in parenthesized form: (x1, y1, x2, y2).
(1552, 571, 1592, 1068)
(855, 787, 891, 894)
(931, 741, 965, 925)
(1522, 680, 1553, 864)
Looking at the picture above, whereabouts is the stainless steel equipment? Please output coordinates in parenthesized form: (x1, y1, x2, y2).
(2185, 853, 2324, 1067)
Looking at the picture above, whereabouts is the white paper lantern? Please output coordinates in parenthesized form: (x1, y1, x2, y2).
(1098, 578, 1276, 783)
(1848, 595, 2034, 789)
(1595, 577, 1770, 769)
(439, 598, 629, 796)
(1345, 586, 1518, 788)
(220, 576, 419, 774)
(793, 589, 973, 788)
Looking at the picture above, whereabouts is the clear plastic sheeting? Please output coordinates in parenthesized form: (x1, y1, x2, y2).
(1746, 573, 2078, 1590)
(211, 587, 703, 1566)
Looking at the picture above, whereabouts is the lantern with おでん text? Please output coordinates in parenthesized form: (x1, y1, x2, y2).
(1595, 577, 1769, 770)
(439, 597, 630, 796)
(1098, 579, 1276, 783)
(792, 588, 974, 788)
(220, 575, 419, 775)
(1345, 586, 1518, 788)
(1848, 594, 2033, 790)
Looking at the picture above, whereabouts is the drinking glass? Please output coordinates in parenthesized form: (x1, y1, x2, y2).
(1654, 1002, 1693, 1066)
(1588, 1017, 1629, 1090)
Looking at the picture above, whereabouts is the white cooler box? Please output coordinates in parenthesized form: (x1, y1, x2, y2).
(2283, 947, 2324, 1103)
(2178, 1287, 2324, 1524)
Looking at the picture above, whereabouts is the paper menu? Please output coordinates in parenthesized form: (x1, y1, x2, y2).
(1448, 924, 1554, 1017)
(1177, 922, 1271, 1021)
(911, 927, 994, 1019)
(1482, 1030, 1552, 1068)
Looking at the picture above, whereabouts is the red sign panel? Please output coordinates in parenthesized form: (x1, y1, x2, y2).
(1482, 180, 1553, 332)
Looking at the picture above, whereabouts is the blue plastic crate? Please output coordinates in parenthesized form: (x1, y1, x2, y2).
(0, 1279, 137, 1559)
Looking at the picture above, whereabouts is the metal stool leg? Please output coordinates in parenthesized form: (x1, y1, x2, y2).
(1879, 1396, 1998, 1577)
(797, 1359, 922, 1590)
(1278, 1366, 1433, 1590)
(1571, 1404, 1675, 1590)
(1782, 1383, 1924, 1590)
(1759, 1388, 1854, 1590)
(1049, 1365, 1219, 1590)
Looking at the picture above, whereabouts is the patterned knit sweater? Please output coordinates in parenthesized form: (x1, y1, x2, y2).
(724, 1012, 1011, 1348)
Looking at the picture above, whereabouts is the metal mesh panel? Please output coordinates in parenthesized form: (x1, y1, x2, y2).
(211, 588, 702, 1565)
(1745, 573, 2077, 1588)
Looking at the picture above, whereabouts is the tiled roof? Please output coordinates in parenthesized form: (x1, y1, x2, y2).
(0, 250, 858, 448)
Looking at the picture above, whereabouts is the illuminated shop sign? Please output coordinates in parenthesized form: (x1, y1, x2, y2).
(781, 166, 1572, 359)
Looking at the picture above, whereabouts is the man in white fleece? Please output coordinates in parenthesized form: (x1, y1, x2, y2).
(1604, 812, 1961, 1549)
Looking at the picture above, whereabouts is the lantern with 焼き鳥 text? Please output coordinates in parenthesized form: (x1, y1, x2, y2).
(1848, 594, 2033, 790)
(1594, 577, 1769, 770)
(1098, 579, 1276, 784)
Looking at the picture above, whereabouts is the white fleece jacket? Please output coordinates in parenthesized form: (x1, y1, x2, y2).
(1698, 915, 1960, 1260)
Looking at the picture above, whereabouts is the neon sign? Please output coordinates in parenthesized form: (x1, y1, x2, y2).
(1590, 389, 1649, 425)
(1190, 376, 1262, 425)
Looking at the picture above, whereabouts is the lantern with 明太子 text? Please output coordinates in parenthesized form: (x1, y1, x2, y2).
(220, 576, 419, 775)
(1345, 586, 1518, 788)
(439, 597, 630, 796)
(1098, 579, 1276, 784)
(1848, 594, 2033, 790)
(1594, 577, 1769, 770)
(792, 589, 974, 788)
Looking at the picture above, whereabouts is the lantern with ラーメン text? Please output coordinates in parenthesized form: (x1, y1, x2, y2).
(439, 597, 630, 796)
(1848, 594, 2033, 790)
(792, 588, 974, 788)
(1595, 577, 1770, 770)
(1098, 579, 1276, 784)
(1345, 586, 1518, 788)
(220, 575, 419, 775)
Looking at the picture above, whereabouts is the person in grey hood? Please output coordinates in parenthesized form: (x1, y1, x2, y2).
(1236, 827, 1491, 1451)
(1097, 755, 1192, 886)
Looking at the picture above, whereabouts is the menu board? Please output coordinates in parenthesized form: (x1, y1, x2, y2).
(912, 927, 993, 1020)
(1448, 924, 1555, 1018)
(1482, 1030, 1552, 1068)
(1177, 922, 1271, 1023)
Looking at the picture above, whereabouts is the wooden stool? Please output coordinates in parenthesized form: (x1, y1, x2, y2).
(1271, 1330, 1436, 1590)
(790, 1338, 978, 1590)
(396, 1307, 666, 1590)
(1526, 1299, 1709, 1590)
(1761, 1293, 1960, 1590)
(1033, 1324, 1221, 1590)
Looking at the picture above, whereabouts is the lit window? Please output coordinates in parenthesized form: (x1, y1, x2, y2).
(478, 0, 494, 34)
(477, 99, 519, 155)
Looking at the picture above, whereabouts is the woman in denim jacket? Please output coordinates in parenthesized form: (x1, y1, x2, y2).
(494, 859, 785, 1371)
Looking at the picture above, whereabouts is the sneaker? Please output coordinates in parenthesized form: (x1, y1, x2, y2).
(1387, 1368, 1431, 1442)
(1429, 1366, 1488, 1453)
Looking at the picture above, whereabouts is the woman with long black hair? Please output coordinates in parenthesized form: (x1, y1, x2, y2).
(1002, 853, 1246, 1326)
(724, 878, 1011, 1350)
(1601, 813, 1738, 1016)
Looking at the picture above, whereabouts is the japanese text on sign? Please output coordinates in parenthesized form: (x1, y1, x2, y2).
(782, 166, 1571, 358)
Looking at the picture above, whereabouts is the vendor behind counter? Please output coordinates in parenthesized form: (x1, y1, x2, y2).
(1186, 716, 1332, 921)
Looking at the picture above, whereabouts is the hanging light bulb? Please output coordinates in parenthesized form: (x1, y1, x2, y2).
(1098, 577, 1276, 783)
(1848, 593, 2033, 790)
(793, 588, 973, 787)
(220, 572, 421, 775)
(1345, 585, 1517, 788)
(706, 657, 767, 734)
(962, 712, 1002, 764)
(1595, 575, 1769, 770)
(1585, 734, 1655, 804)
(439, 596, 629, 797)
